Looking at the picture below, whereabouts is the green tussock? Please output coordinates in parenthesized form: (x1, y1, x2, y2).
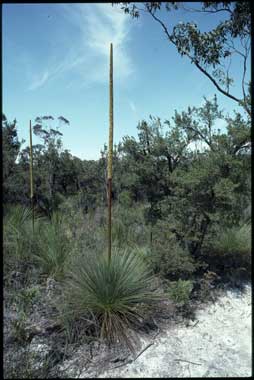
(4, 205, 36, 263)
(214, 223, 251, 257)
(33, 212, 71, 279)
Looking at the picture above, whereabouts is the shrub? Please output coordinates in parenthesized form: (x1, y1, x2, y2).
(168, 279, 193, 306)
(150, 237, 196, 280)
(58, 248, 162, 350)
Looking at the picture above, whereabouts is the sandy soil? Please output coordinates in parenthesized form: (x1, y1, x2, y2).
(77, 284, 252, 378)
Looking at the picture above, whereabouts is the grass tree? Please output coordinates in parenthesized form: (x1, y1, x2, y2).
(58, 44, 163, 350)
(59, 247, 161, 351)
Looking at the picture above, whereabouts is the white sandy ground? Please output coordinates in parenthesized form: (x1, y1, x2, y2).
(70, 284, 251, 378)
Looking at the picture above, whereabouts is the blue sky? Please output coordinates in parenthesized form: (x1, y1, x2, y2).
(3, 3, 250, 160)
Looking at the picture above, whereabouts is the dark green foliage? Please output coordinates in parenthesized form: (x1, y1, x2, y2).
(149, 223, 197, 279)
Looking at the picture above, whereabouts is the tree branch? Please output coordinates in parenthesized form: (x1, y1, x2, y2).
(241, 37, 250, 103)
(146, 7, 250, 117)
(180, 4, 233, 15)
(193, 60, 241, 103)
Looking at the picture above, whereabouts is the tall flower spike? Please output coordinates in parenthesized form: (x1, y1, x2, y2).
(29, 120, 34, 232)
(108, 43, 113, 263)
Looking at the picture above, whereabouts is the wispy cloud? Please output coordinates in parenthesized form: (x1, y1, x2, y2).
(64, 3, 134, 84)
(27, 4, 134, 91)
(28, 71, 49, 91)
(129, 100, 136, 112)
(28, 54, 89, 91)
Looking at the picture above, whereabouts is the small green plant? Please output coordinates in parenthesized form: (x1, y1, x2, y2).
(19, 286, 40, 313)
(58, 248, 162, 351)
(168, 279, 193, 306)
(12, 310, 28, 343)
